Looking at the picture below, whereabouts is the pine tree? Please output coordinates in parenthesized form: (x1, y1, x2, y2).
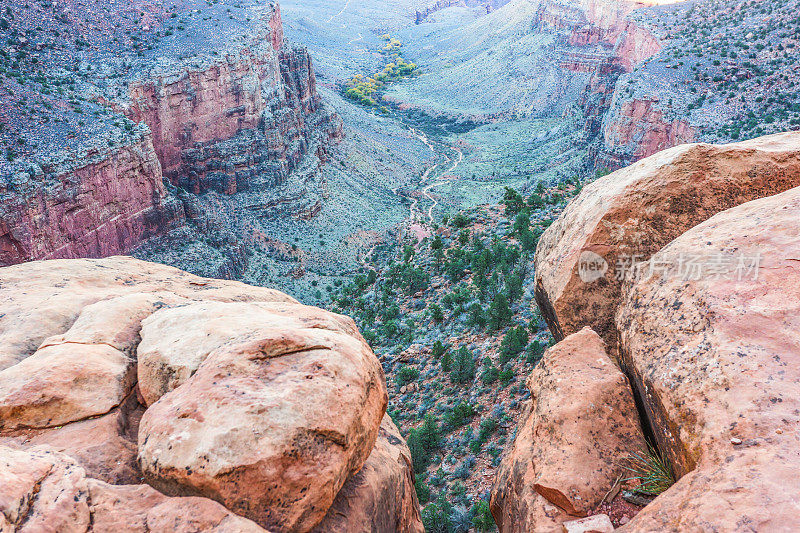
(488, 293, 513, 331)
(450, 346, 476, 384)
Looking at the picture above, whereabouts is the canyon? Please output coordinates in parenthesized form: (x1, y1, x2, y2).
(1, 0, 800, 530)
(0, 0, 341, 271)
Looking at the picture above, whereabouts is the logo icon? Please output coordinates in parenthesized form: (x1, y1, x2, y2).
(578, 250, 608, 283)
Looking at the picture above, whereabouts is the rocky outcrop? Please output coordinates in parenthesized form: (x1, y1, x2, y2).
(596, 96, 696, 169)
(0, 256, 420, 532)
(312, 415, 424, 533)
(490, 328, 645, 532)
(137, 302, 387, 532)
(615, 185, 800, 531)
(123, 5, 341, 196)
(0, 446, 268, 532)
(534, 0, 669, 163)
(534, 131, 800, 351)
(0, 129, 184, 266)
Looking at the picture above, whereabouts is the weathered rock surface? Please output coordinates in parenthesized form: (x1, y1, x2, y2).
(0, 445, 268, 532)
(490, 327, 645, 532)
(0, 256, 419, 532)
(0, 256, 293, 371)
(534, 131, 800, 351)
(616, 185, 800, 531)
(137, 301, 387, 532)
(87, 480, 269, 533)
(137, 299, 364, 406)
(0, 392, 143, 485)
(312, 415, 424, 533)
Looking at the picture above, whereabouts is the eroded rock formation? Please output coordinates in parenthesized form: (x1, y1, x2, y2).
(0, 1, 340, 268)
(534, 131, 800, 351)
(0, 256, 421, 533)
(490, 327, 645, 532)
(0, 129, 184, 266)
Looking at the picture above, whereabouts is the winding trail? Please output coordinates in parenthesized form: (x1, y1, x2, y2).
(396, 127, 464, 225)
(327, 0, 353, 23)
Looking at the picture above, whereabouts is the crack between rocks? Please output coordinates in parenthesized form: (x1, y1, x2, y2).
(14, 465, 53, 528)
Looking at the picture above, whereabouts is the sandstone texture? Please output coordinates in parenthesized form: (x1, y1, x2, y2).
(0, 256, 420, 532)
(137, 303, 387, 532)
(311, 415, 424, 533)
(490, 327, 645, 532)
(615, 185, 800, 531)
(534, 131, 800, 351)
(0, 445, 268, 532)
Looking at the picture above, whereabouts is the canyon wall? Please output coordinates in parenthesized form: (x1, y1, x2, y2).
(0, 1, 340, 267)
(536, 0, 694, 169)
(596, 96, 696, 169)
(0, 130, 184, 266)
(123, 3, 341, 196)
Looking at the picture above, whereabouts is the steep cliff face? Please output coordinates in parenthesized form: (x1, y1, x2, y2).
(122, 3, 341, 196)
(0, 130, 184, 265)
(0, 0, 340, 268)
(596, 97, 696, 169)
(532, 0, 671, 164)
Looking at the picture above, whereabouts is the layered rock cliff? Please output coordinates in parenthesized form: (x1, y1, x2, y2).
(0, 0, 341, 268)
(0, 256, 422, 532)
(0, 129, 184, 265)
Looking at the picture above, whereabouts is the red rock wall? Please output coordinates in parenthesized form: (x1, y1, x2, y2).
(597, 98, 697, 169)
(122, 2, 340, 195)
(0, 133, 184, 266)
(125, 52, 278, 183)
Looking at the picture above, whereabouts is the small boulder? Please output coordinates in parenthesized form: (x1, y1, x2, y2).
(562, 514, 615, 533)
(491, 328, 645, 532)
(87, 479, 268, 532)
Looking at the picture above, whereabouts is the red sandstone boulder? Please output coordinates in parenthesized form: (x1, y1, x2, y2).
(490, 328, 645, 532)
(0, 445, 268, 532)
(137, 307, 388, 532)
(616, 186, 800, 531)
(534, 131, 800, 351)
(136, 300, 366, 406)
(312, 415, 424, 533)
(0, 257, 413, 532)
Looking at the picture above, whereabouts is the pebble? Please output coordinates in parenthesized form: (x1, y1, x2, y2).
(730, 437, 742, 445)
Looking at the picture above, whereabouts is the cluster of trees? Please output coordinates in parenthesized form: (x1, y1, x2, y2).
(343, 35, 419, 109)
